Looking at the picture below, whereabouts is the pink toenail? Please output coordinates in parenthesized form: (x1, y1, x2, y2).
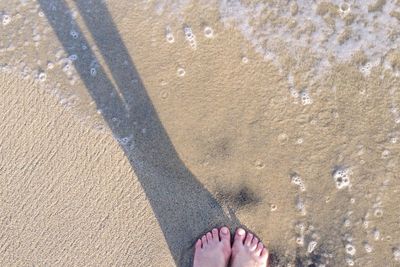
(238, 228, 245, 235)
(221, 227, 228, 234)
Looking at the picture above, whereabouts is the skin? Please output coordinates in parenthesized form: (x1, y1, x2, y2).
(193, 227, 269, 267)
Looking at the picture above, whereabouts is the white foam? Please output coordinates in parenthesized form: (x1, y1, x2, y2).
(219, 0, 400, 84)
(394, 248, 400, 261)
(332, 167, 352, 189)
(307, 240, 318, 253)
(345, 244, 356, 256)
(2, 14, 11, 25)
(184, 25, 197, 50)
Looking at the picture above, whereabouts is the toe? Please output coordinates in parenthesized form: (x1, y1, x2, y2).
(201, 235, 207, 247)
(195, 239, 202, 250)
(261, 247, 269, 261)
(245, 232, 253, 246)
(220, 226, 231, 244)
(255, 242, 264, 255)
(234, 228, 246, 245)
(250, 237, 258, 251)
(206, 232, 213, 243)
(212, 228, 219, 241)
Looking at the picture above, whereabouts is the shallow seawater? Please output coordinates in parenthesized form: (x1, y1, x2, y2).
(1, 0, 400, 266)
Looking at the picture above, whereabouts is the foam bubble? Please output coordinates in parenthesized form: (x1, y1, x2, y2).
(270, 204, 277, 211)
(38, 71, 46, 82)
(69, 54, 78, 61)
(295, 236, 304, 246)
(90, 68, 97, 77)
(177, 67, 185, 77)
(345, 258, 354, 266)
(70, 30, 79, 39)
(296, 138, 303, 144)
(394, 248, 400, 261)
(364, 243, 373, 253)
(203, 26, 214, 38)
(290, 173, 306, 191)
(184, 25, 197, 50)
(47, 61, 54, 70)
(2, 14, 11, 25)
(372, 228, 380, 240)
(332, 167, 352, 189)
(165, 27, 175, 43)
(345, 244, 356, 256)
(374, 208, 383, 217)
(307, 240, 318, 253)
(300, 89, 313, 105)
(254, 159, 265, 169)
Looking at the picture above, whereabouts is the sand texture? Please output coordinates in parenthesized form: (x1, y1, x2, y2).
(1, 0, 400, 266)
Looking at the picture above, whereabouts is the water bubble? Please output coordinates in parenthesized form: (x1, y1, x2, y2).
(295, 236, 304, 246)
(184, 25, 197, 50)
(374, 209, 383, 217)
(296, 138, 303, 144)
(270, 204, 277, 211)
(166, 32, 175, 43)
(177, 67, 185, 77)
(70, 30, 78, 39)
(254, 159, 265, 169)
(90, 68, 97, 76)
(2, 14, 11, 25)
(69, 54, 78, 61)
(47, 61, 54, 70)
(38, 72, 46, 82)
(300, 89, 313, 105)
(291, 173, 306, 192)
(345, 244, 356, 256)
(203, 26, 214, 38)
(242, 56, 249, 64)
(364, 242, 373, 253)
(332, 167, 351, 189)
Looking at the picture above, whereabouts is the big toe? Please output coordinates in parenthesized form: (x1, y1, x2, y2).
(219, 226, 231, 245)
(233, 228, 246, 245)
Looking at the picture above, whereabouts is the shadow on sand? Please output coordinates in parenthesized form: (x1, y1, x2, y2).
(39, 0, 240, 265)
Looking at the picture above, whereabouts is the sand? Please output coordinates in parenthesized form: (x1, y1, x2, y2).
(1, 0, 400, 266)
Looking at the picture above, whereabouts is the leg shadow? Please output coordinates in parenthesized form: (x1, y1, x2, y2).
(39, 0, 240, 266)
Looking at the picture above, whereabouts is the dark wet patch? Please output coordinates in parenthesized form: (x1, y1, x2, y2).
(215, 185, 262, 211)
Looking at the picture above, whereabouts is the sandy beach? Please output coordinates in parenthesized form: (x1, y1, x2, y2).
(1, 0, 400, 266)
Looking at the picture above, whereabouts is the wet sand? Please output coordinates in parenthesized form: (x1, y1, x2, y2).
(1, 0, 400, 266)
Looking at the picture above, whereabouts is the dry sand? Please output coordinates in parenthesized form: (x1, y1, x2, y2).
(1, 0, 400, 266)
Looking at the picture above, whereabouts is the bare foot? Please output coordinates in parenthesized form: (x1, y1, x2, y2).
(193, 226, 232, 267)
(231, 228, 269, 267)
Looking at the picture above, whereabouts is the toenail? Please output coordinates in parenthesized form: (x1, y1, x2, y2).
(238, 228, 245, 235)
(221, 227, 229, 234)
